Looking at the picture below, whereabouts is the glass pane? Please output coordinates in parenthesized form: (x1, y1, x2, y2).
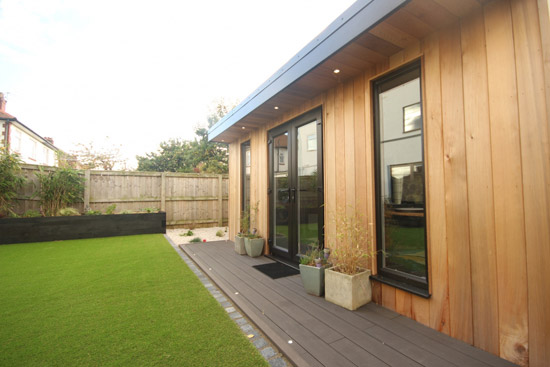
(273, 132, 289, 250)
(297, 121, 319, 255)
(243, 144, 251, 211)
(379, 77, 426, 279)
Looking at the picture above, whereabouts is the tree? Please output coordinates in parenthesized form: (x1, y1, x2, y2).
(188, 128, 228, 173)
(207, 98, 239, 128)
(136, 139, 195, 172)
(136, 129, 228, 174)
(70, 138, 125, 170)
(136, 99, 236, 173)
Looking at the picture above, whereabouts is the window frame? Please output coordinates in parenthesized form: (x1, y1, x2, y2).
(371, 60, 430, 298)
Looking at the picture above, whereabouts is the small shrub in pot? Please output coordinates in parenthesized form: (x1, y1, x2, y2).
(299, 243, 328, 296)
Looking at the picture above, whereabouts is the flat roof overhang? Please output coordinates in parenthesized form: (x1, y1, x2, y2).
(208, 0, 483, 143)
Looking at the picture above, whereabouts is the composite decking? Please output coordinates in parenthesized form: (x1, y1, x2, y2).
(179, 241, 517, 367)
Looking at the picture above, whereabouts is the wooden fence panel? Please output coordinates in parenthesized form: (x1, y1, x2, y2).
(13, 165, 228, 228)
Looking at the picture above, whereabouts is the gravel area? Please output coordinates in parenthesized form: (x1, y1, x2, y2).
(166, 226, 229, 245)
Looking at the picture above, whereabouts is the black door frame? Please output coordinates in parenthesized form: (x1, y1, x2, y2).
(268, 107, 324, 263)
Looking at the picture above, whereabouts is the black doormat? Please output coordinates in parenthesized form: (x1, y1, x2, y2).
(252, 262, 300, 279)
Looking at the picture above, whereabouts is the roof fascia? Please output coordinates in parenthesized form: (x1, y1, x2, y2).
(208, 0, 408, 141)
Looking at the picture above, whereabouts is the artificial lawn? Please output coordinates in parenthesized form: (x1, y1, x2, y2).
(0, 234, 268, 367)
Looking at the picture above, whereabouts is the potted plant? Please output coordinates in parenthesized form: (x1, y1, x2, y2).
(244, 202, 264, 257)
(234, 207, 250, 255)
(324, 208, 374, 310)
(299, 243, 328, 296)
(244, 228, 264, 257)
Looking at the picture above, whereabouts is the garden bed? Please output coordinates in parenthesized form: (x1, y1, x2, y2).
(0, 212, 166, 245)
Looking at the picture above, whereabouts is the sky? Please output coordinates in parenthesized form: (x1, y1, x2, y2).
(0, 0, 356, 169)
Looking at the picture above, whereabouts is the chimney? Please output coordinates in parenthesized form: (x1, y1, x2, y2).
(0, 93, 6, 112)
(44, 137, 54, 145)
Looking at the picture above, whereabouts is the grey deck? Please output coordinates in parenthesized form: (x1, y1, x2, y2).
(179, 241, 516, 367)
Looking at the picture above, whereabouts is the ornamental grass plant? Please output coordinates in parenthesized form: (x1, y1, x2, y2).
(328, 208, 375, 275)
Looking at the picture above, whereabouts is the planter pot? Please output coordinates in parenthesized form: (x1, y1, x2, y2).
(0, 212, 166, 245)
(234, 235, 246, 255)
(324, 267, 372, 310)
(244, 237, 264, 257)
(299, 264, 325, 296)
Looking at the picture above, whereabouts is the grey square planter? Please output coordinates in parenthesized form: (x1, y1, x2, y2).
(234, 235, 246, 255)
(325, 267, 372, 310)
(299, 264, 325, 296)
(244, 237, 264, 257)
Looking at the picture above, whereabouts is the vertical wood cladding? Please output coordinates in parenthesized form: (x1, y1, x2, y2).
(227, 1, 549, 365)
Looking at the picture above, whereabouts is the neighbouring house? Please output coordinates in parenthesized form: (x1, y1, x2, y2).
(0, 93, 59, 166)
(208, 0, 550, 366)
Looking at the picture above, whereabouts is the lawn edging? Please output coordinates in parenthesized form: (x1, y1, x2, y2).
(0, 212, 166, 245)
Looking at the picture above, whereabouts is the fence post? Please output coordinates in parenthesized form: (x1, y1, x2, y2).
(160, 173, 166, 212)
(84, 170, 91, 209)
(218, 174, 223, 226)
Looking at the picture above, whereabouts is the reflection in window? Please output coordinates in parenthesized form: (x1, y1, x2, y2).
(375, 61, 428, 290)
(403, 103, 422, 132)
(273, 133, 289, 250)
(307, 134, 316, 151)
(297, 121, 319, 255)
(241, 142, 250, 212)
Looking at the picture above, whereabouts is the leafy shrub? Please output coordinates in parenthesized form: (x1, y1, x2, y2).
(189, 237, 202, 243)
(22, 209, 41, 218)
(215, 230, 224, 237)
(35, 167, 85, 216)
(58, 207, 80, 216)
(105, 204, 117, 215)
(85, 209, 102, 216)
(0, 148, 26, 217)
(120, 210, 134, 214)
(299, 243, 324, 266)
(180, 230, 194, 237)
(141, 207, 159, 213)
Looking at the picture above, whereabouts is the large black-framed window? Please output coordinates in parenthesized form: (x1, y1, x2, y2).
(241, 141, 251, 212)
(372, 60, 430, 298)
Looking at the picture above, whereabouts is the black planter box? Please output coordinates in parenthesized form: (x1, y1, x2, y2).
(0, 212, 166, 245)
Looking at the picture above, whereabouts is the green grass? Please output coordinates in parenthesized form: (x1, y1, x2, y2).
(0, 235, 268, 367)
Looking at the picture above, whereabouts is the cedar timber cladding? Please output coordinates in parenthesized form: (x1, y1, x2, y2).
(213, 0, 550, 366)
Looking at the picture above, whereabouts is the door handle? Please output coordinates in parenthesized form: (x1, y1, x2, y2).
(290, 188, 296, 203)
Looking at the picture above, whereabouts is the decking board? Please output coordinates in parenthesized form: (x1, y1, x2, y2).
(179, 241, 516, 367)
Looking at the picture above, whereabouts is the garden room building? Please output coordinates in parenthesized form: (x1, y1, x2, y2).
(208, 0, 550, 366)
